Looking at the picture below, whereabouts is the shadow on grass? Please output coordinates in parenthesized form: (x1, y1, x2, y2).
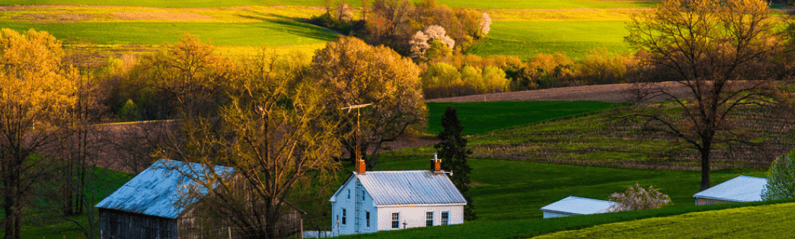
(235, 10, 341, 42)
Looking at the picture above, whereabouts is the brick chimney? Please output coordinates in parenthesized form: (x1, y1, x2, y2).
(431, 152, 441, 173)
(356, 158, 366, 174)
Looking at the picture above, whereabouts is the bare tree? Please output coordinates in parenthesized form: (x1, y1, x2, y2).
(624, 0, 786, 190)
(163, 49, 341, 238)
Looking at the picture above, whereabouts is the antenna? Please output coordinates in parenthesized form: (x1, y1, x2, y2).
(341, 103, 373, 162)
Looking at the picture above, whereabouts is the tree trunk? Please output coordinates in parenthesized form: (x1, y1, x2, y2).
(700, 142, 711, 191)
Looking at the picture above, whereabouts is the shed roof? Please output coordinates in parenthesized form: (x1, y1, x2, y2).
(540, 196, 616, 215)
(693, 175, 767, 202)
(331, 170, 466, 205)
(95, 159, 234, 219)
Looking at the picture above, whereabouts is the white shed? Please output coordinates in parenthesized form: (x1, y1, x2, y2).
(328, 156, 466, 236)
(540, 196, 616, 218)
(693, 175, 767, 205)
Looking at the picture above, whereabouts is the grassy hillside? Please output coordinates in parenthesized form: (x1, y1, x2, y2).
(426, 101, 621, 136)
(534, 202, 795, 238)
(466, 21, 633, 59)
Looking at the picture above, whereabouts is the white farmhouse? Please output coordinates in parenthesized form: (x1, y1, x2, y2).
(329, 155, 466, 236)
(540, 196, 616, 218)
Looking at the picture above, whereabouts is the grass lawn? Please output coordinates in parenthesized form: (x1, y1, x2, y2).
(534, 202, 795, 238)
(466, 21, 633, 59)
(1, 22, 339, 47)
(425, 101, 621, 136)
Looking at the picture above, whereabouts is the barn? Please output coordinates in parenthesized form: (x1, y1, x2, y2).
(693, 175, 767, 205)
(540, 196, 616, 218)
(96, 159, 304, 238)
(329, 155, 466, 236)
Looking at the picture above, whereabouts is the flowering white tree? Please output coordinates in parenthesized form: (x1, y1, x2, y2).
(607, 183, 671, 212)
(409, 25, 455, 59)
(409, 31, 430, 59)
(478, 13, 491, 36)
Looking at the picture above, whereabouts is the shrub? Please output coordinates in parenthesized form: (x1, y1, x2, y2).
(608, 183, 672, 211)
(762, 150, 795, 200)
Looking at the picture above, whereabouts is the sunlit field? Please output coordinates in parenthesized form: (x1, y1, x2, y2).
(466, 21, 633, 59)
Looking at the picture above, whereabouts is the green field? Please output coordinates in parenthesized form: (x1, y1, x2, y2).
(2, 0, 658, 9)
(426, 101, 621, 136)
(466, 21, 633, 59)
(1, 22, 338, 47)
(534, 202, 795, 238)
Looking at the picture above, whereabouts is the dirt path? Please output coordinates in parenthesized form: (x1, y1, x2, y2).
(427, 81, 692, 103)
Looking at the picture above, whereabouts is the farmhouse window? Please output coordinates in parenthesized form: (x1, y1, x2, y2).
(426, 211, 434, 227)
(347, 189, 350, 199)
(441, 211, 449, 225)
(342, 208, 347, 225)
(391, 213, 400, 229)
(362, 190, 366, 200)
(366, 211, 371, 227)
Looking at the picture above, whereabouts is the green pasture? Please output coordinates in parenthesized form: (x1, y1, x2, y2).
(1, 21, 338, 47)
(425, 101, 621, 136)
(467, 21, 633, 59)
(2, 0, 658, 9)
(535, 202, 795, 238)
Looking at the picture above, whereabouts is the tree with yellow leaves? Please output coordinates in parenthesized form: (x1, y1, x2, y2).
(0, 28, 78, 239)
(312, 37, 426, 168)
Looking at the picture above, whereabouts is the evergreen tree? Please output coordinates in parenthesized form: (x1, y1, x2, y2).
(434, 106, 476, 220)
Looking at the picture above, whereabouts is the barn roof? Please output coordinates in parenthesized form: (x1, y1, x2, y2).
(95, 159, 234, 219)
(693, 175, 767, 202)
(331, 170, 467, 205)
(540, 196, 616, 215)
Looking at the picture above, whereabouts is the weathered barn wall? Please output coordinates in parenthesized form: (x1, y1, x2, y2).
(99, 208, 178, 239)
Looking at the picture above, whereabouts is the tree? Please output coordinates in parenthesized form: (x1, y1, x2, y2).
(128, 34, 234, 118)
(607, 183, 671, 211)
(164, 49, 341, 238)
(312, 37, 426, 168)
(761, 149, 795, 200)
(624, 0, 784, 191)
(434, 106, 475, 220)
(0, 28, 78, 239)
(478, 13, 491, 37)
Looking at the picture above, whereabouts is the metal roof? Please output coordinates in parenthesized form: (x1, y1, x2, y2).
(333, 170, 467, 205)
(540, 196, 616, 215)
(95, 159, 234, 219)
(693, 175, 767, 202)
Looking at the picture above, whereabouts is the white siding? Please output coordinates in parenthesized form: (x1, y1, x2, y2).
(376, 205, 464, 231)
(330, 177, 378, 236)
